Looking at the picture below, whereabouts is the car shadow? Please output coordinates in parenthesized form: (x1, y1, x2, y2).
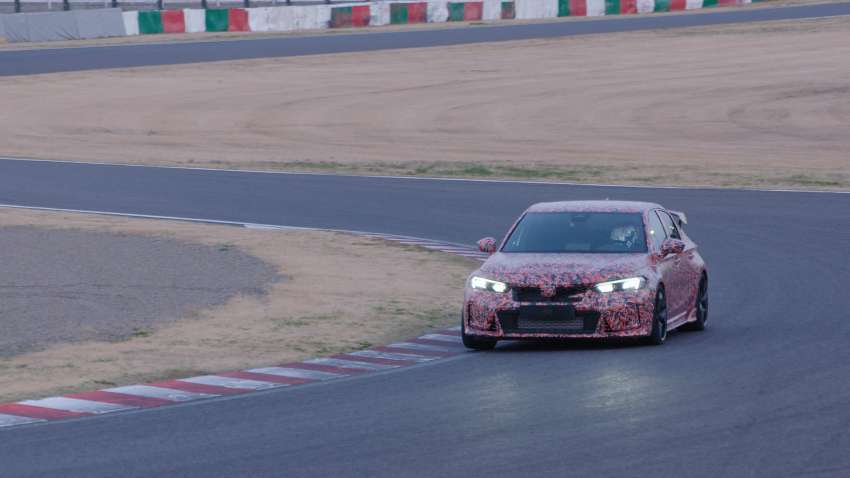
(486, 328, 697, 353)
(490, 337, 643, 353)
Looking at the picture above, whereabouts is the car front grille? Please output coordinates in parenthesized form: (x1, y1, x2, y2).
(498, 308, 600, 334)
(517, 316, 585, 331)
(513, 285, 588, 303)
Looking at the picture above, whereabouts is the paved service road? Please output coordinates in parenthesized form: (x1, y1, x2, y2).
(2, 2, 850, 76)
(0, 158, 848, 477)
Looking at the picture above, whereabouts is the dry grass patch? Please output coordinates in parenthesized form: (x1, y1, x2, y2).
(0, 208, 477, 402)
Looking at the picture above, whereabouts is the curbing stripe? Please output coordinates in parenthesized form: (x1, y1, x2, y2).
(247, 367, 345, 381)
(104, 385, 217, 402)
(305, 357, 399, 371)
(282, 362, 370, 375)
(333, 353, 418, 367)
(409, 337, 465, 348)
(374, 345, 453, 357)
(218, 370, 304, 385)
(419, 333, 463, 343)
(0, 217, 476, 431)
(179, 375, 284, 391)
(152, 379, 250, 396)
(0, 413, 45, 428)
(18, 397, 135, 415)
(0, 321, 470, 429)
(349, 350, 438, 362)
(388, 342, 453, 353)
(67, 390, 173, 408)
(0, 403, 88, 420)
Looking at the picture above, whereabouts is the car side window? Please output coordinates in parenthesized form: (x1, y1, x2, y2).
(647, 211, 667, 250)
(656, 211, 682, 240)
(657, 211, 682, 240)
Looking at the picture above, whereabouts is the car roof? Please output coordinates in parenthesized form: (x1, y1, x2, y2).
(525, 200, 664, 214)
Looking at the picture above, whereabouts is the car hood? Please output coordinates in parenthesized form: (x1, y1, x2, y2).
(474, 252, 651, 288)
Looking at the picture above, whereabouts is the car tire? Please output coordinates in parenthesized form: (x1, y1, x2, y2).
(461, 318, 497, 351)
(682, 275, 708, 332)
(645, 286, 668, 346)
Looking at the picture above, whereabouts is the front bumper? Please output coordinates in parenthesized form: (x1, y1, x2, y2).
(464, 287, 655, 339)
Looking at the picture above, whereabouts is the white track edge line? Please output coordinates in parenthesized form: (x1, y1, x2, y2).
(0, 203, 479, 251)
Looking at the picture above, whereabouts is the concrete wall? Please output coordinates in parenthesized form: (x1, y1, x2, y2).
(0, 7, 124, 42)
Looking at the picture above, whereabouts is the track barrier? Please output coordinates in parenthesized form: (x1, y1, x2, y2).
(0, 0, 758, 43)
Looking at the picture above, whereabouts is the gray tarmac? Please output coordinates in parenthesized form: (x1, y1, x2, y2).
(2, 2, 850, 475)
(0, 224, 278, 356)
(0, 158, 848, 477)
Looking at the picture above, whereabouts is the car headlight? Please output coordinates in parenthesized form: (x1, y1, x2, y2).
(470, 276, 509, 293)
(594, 277, 646, 293)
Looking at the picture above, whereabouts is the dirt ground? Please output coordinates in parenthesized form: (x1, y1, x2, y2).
(2, 15, 849, 189)
(0, 208, 477, 402)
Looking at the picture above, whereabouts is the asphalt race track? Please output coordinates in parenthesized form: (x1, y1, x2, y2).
(0, 158, 848, 477)
(2, 2, 850, 76)
(3, 3, 850, 475)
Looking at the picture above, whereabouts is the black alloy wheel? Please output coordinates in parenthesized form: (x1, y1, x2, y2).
(461, 317, 497, 351)
(646, 287, 668, 346)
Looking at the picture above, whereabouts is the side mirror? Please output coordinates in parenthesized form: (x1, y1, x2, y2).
(660, 238, 686, 257)
(477, 237, 497, 254)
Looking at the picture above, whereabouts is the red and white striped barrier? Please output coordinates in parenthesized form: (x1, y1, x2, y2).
(119, 0, 757, 37)
(1, 0, 760, 42)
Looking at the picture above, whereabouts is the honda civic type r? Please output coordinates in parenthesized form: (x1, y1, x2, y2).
(462, 200, 708, 349)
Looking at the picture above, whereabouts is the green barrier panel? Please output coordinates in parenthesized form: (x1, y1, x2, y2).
(654, 0, 670, 12)
(206, 8, 229, 32)
(390, 4, 409, 24)
(703, 0, 718, 6)
(138, 11, 163, 35)
(558, 0, 569, 16)
(605, 0, 620, 14)
(448, 2, 465, 21)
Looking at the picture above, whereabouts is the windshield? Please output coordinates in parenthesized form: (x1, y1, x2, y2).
(502, 212, 648, 253)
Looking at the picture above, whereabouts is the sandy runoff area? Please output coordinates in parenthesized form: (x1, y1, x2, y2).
(1, 15, 849, 189)
(0, 208, 477, 402)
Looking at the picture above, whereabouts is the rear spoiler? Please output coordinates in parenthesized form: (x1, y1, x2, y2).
(669, 210, 688, 228)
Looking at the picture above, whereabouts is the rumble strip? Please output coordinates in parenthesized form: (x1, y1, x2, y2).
(0, 237, 485, 430)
